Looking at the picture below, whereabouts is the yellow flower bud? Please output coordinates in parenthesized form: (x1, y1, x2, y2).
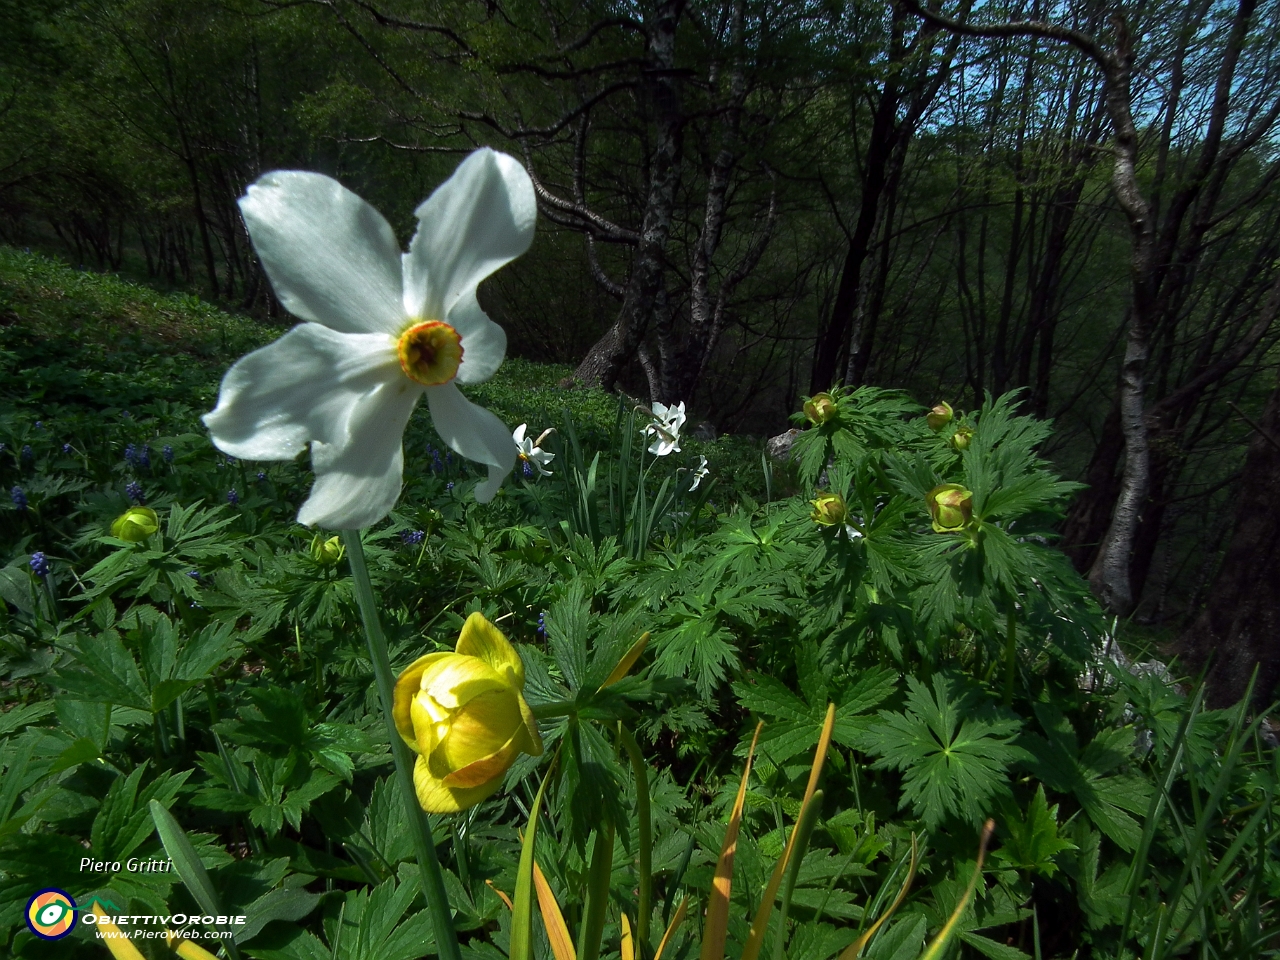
(810, 492, 848, 527)
(392, 613, 544, 813)
(309, 534, 345, 566)
(927, 402, 954, 431)
(927, 483, 973, 533)
(803, 392, 838, 425)
(110, 507, 159, 542)
(950, 425, 974, 451)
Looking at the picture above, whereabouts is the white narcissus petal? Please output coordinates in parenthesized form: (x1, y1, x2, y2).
(299, 375, 426, 529)
(403, 149, 536, 323)
(239, 172, 405, 335)
(426, 382, 516, 503)
(449, 289, 507, 384)
(203, 324, 398, 461)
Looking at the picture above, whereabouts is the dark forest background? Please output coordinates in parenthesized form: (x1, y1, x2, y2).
(3, 0, 1279, 680)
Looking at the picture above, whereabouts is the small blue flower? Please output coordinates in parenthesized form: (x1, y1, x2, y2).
(29, 552, 49, 578)
(522, 460, 534, 479)
(34, 421, 43, 431)
(446, 450, 453, 466)
(187, 569, 201, 580)
(162, 445, 174, 462)
(400, 529, 425, 546)
(125, 481, 145, 504)
(537, 612, 547, 638)
(257, 471, 267, 482)
(445, 482, 454, 492)
(121, 410, 130, 419)
(225, 455, 237, 465)
(11, 486, 27, 510)
(124, 443, 137, 464)
(62, 443, 73, 454)
(227, 488, 239, 506)
(21, 444, 33, 461)
(139, 445, 151, 469)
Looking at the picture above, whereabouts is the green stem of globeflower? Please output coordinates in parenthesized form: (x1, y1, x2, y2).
(1002, 597, 1018, 707)
(619, 725, 652, 948)
(577, 821, 616, 960)
(342, 530, 460, 960)
(531, 700, 577, 720)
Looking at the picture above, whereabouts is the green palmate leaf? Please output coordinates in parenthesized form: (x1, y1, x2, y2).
(857, 673, 1027, 829)
(1021, 703, 1152, 852)
(993, 785, 1076, 877)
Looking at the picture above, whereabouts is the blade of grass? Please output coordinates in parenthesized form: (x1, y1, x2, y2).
(511, 757, 558, 960)
(149, 800, 241, 960)
(621, 912, 635, 960)
(655, 896, 689, 960)
(772, 790, 824, 960)
(534, 860, 577, 960)
(89, 903, 146, 960)
(578, 822, 617, 960)
(699, 721, 764, 960)
(837, 834, 919, 960)
(741, 704, 836, 960)
(917, 820, 995, 960)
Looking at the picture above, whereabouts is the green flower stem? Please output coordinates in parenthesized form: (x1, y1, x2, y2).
(619, 725, 652, 947)
(342, 530, 461, 960)
(577, 821, 616, 960)
(531, 700, 577, 720)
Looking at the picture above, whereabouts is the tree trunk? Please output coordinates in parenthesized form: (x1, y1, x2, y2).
(570, 0, 684, 391)
(1173, 379, 1280, 709)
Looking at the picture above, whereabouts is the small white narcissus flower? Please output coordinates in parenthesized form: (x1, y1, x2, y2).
(690, 455, 710, 490)
(644, 401, 686, 456)
(513, 424, 555, 477)
(203, 149, 535, 529)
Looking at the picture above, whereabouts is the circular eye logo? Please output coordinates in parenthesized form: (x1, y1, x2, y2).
(26, 888, 78, 940)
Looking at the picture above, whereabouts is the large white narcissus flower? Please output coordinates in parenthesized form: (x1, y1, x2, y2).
(203, 149, 534, 529)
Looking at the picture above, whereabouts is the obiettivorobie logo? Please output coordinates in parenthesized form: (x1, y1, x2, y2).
(25, 888, 82, 940)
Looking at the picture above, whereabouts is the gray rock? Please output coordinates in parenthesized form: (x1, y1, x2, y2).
(767, 428, 801, 463)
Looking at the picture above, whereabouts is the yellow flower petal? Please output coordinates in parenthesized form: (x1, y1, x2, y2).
(418, 652, 508, 710)
(455, 612, 525, 687)
(413, 753, 505, 813)
(394, 652, 451, 749)
(516, 693, 545, 757)
(442, 730, 524, 788)
(438, 688, 523, 771)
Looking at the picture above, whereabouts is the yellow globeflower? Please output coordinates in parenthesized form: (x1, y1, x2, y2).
(393, 612, 543, 813)
(810, 492, 848, 527)
(803, 392, 838, 425)
(309, 534, 345, 566)
(111, 507, 159, 542)
(927, 483, 974, 533)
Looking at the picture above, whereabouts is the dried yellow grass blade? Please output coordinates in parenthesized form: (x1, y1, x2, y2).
(655, 896, 689, 960)
(837, 834, 919, 960)
(602, 632, 651, 689)
(621, 912, 635, 960)
(918, 819, 996, 960)
(163, 932, 221, 960)
(89, 904, 146, 960)
(487, 879, 515, 911)
(699, 721, 764, 960)
(740, 703, 837, 960)
(534, 860, 577, 960)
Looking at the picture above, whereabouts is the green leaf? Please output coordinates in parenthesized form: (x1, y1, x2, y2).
(993, 785, 1076, 877)
(858, 673, 1027, 829)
